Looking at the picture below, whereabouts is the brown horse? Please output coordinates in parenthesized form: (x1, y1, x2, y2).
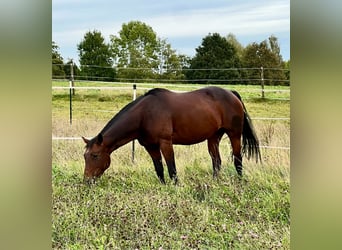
(82, 86, 261, 184)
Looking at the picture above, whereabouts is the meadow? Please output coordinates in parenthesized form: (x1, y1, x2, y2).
(52, 81, 290, 249)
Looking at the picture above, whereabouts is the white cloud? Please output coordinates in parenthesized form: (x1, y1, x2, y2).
(142, 2, 289, 38)
(53, 0, 290, 60)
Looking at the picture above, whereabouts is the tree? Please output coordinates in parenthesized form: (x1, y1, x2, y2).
(157, 39, 187, 81)
(284, 60, 290, 82)
(52, 41, 65, 79)
(186, 33, 241, 84)
(110, 21, 159, 81)
(226, 33, 244, 60)
(77, 30, 115, 81)
(268, 35, 283, 65)
(110, 21, 185, 82)
(242, 36, 287, 85)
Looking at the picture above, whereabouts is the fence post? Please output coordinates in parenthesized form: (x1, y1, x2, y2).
(131, 84, 137, 163)
(69, 79, 72, 125)
(70, 59, 75, 95)
(260, 66, 265, 98)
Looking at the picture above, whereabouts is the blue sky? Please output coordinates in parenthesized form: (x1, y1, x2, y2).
(53, 0, 290, 65)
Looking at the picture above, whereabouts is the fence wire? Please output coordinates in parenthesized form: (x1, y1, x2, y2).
(52, 83, 290, 150)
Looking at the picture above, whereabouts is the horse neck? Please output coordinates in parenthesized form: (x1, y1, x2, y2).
(102, 110, 140, 153)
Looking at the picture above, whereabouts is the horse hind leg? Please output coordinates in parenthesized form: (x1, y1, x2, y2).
(160, 139, 178, 184)
(145, 145, 165, 184)
(227, 132, 243, 176)
(207, 132, 224, 178)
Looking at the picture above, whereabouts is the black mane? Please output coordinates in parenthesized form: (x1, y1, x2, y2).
(145, 88, 168, 96)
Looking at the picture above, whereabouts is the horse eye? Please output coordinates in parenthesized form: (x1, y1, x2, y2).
(91, 154, 99, 159)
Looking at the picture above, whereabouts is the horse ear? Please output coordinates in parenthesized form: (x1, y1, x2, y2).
(82, 136, 89, 144)
(97, 133, 103, 144)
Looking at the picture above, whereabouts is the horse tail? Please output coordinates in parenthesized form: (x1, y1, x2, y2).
(231, 90, 261, 163)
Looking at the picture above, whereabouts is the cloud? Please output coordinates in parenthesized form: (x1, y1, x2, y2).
(53, 0, 290, 60)
(142, 2, 289, 38)
(54, 1, 289, 40)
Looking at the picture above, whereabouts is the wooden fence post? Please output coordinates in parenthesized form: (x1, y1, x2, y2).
(69, 79, 72, 125)
(261, 66, 265, 98)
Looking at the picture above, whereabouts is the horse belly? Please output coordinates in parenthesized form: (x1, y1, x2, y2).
(171, 116, 219, 145)
(172, 133, 209, 145)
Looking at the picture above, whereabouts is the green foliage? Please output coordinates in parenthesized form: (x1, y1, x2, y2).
(268, 35, 283, 65)
(157, 39, 187, 81)
(284, 60, 290, 82)
(78, 30, 116, 81)
(110, 21, 187, 82)
(52, 41, 65, 78)
(110, 21, 159, 81)
(186, 33, 242, 84)
(242, 36, 288, 85)
(56, 21, 289, 85)
(226, 33, 244, 60)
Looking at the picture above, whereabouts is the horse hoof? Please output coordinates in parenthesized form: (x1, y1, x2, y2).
(235, 165, 242, 176)
(159, 178, 166, 185)
(173, 176, 179, 185)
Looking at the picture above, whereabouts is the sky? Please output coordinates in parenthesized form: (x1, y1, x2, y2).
(52, 0, 290, 65)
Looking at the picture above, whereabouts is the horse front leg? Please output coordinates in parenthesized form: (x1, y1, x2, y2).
(160, 139, 178, 185)
(145, 144, 165, 184)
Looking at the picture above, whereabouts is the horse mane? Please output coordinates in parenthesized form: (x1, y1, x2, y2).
(145, 88, 168, 96)
(99, 88, 167, 135)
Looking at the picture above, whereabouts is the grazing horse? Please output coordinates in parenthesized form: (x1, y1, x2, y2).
(82, 86, 261, 184)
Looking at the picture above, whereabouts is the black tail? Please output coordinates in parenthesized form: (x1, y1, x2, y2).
(231, 90, 261, 163)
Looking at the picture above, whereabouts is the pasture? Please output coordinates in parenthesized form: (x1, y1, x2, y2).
(52, 81, 290, 249)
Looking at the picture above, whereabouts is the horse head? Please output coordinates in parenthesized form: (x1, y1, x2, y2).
(82, 133, 111, 184)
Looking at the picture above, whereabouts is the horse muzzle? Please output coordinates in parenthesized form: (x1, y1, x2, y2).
(83, 176, 97, 185)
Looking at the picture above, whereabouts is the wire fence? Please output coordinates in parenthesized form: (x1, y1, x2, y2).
(52, 64, 290, 155)
(51, 136, 290, 151)
(53, 64, 290, 86)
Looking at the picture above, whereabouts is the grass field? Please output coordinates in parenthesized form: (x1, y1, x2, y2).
(52, 81, 290, 249)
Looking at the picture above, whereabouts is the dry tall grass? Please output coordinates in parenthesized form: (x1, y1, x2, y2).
(52, 118, 289, 183)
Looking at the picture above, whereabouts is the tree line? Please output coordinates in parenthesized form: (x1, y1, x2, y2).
(53, 21, 290, 85)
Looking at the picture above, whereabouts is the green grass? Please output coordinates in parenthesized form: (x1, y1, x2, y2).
(52, 81, 290, 249)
